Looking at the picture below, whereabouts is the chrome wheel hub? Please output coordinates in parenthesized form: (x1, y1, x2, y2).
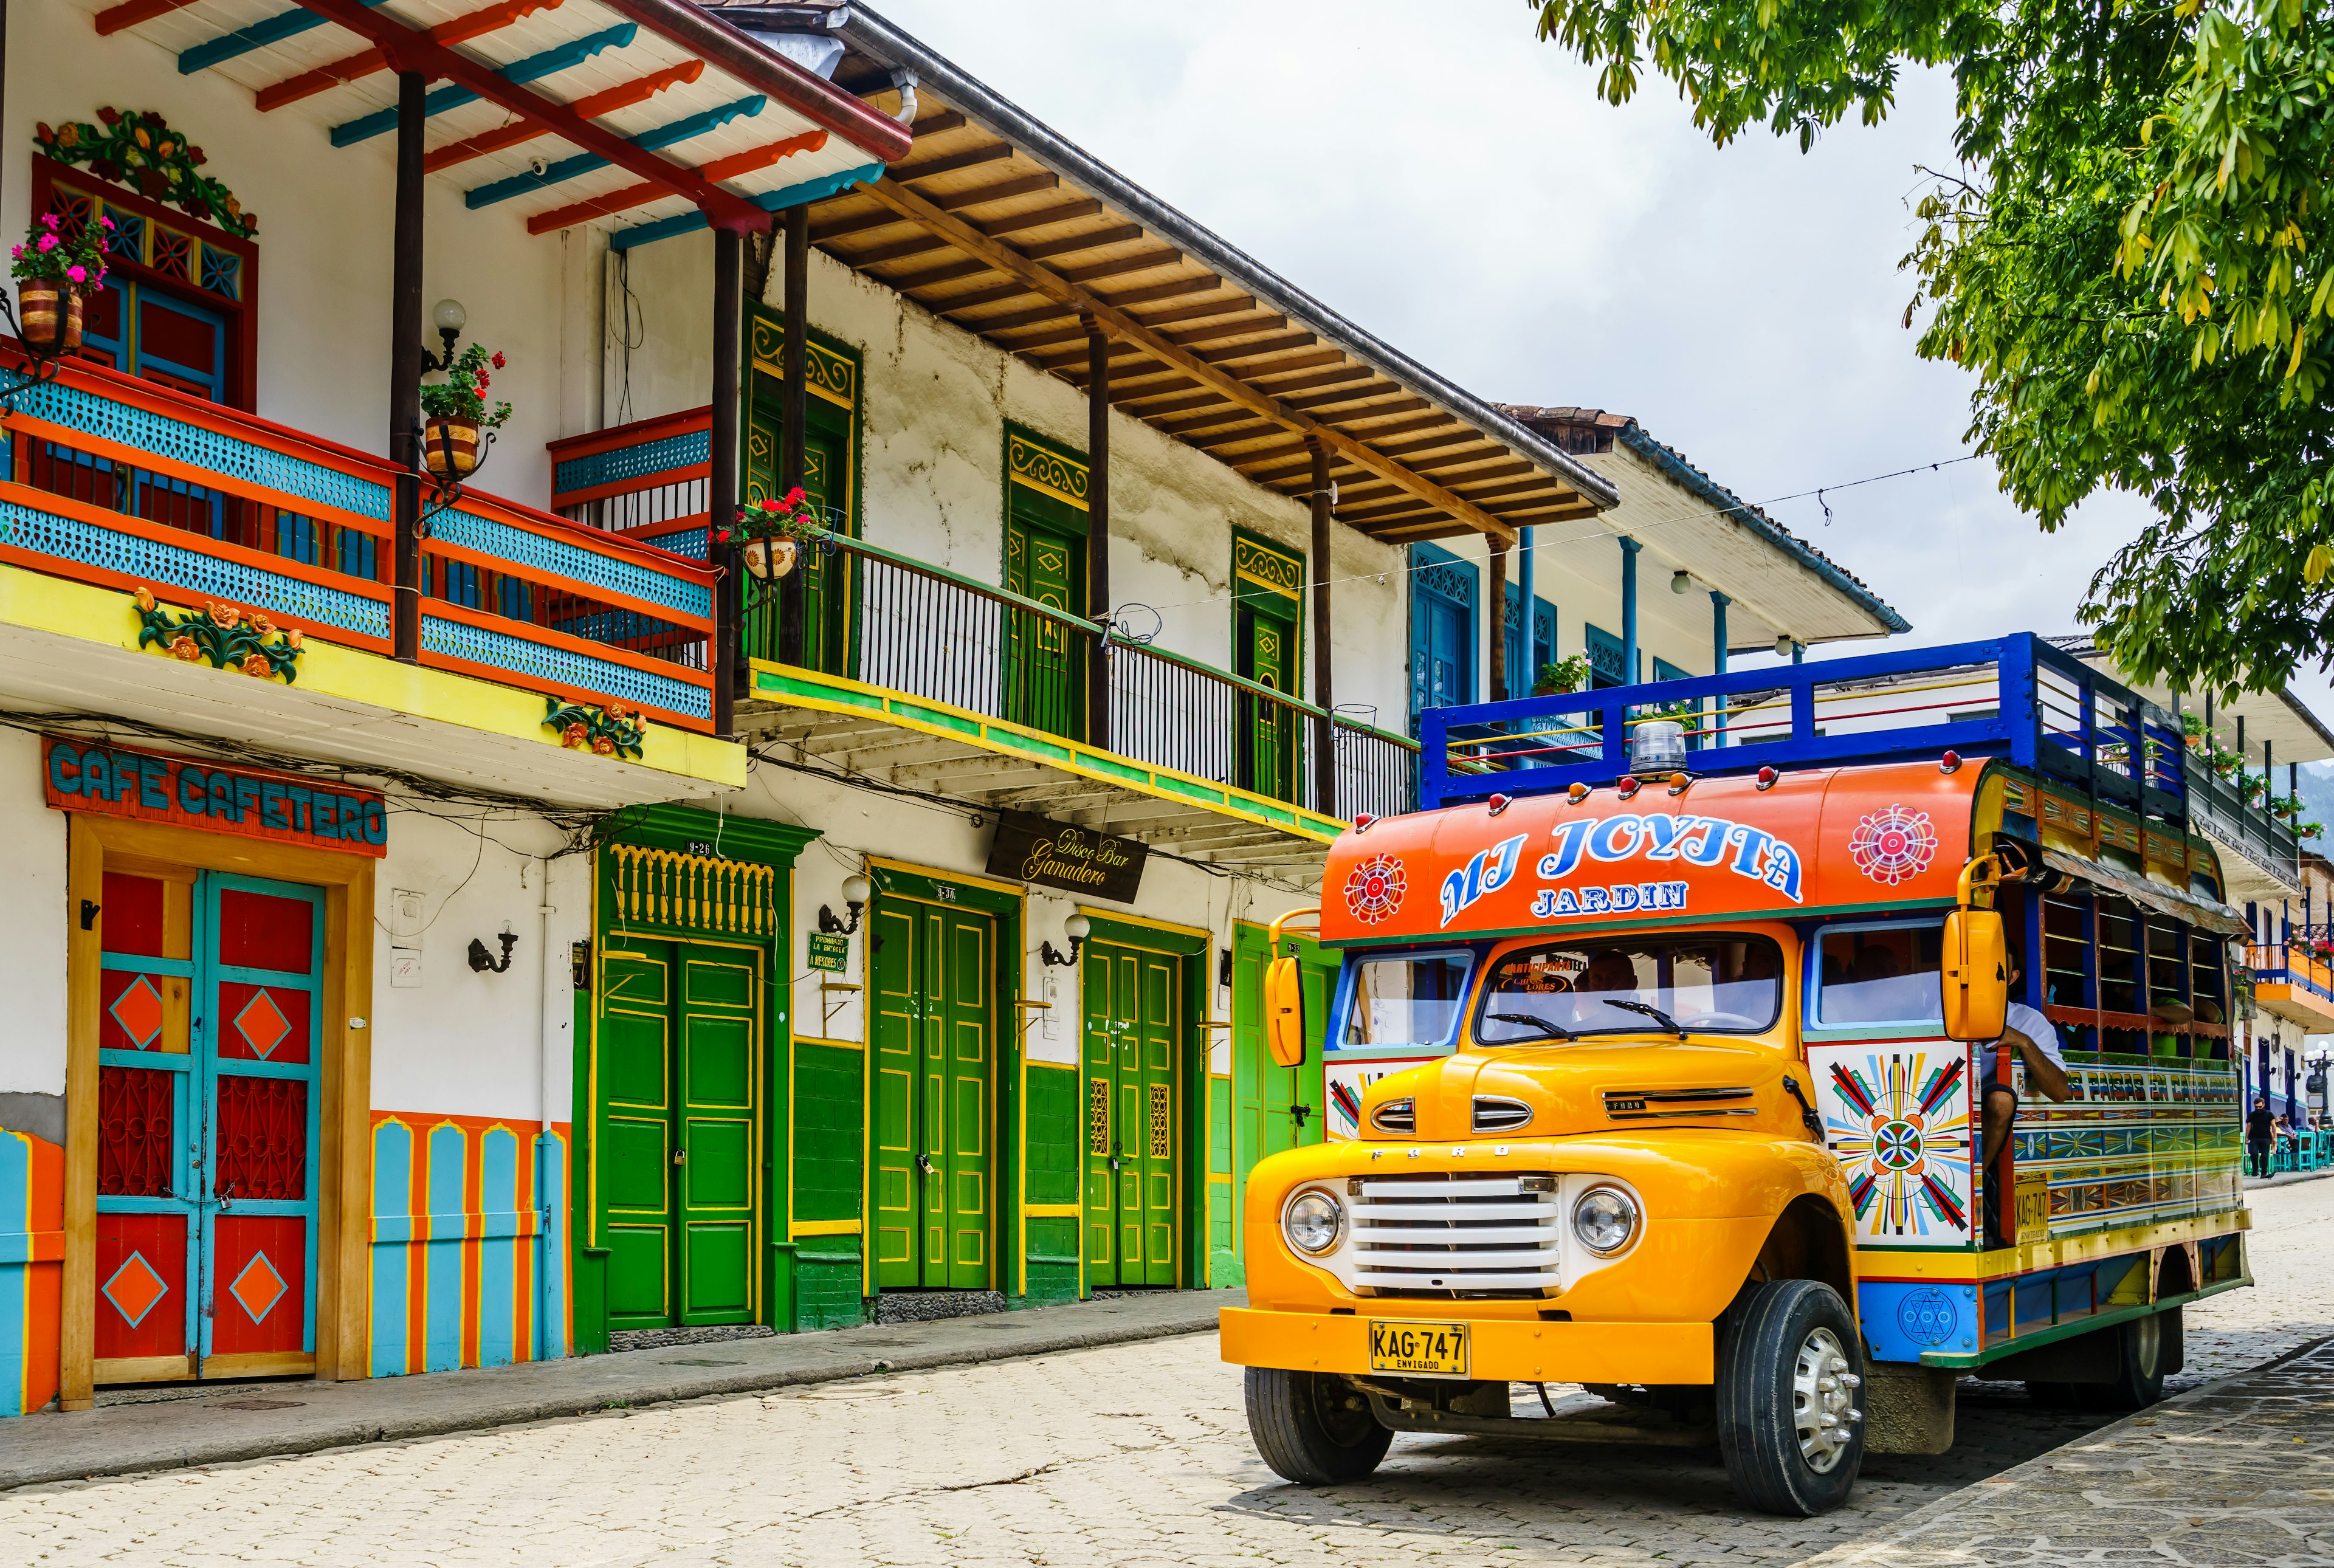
(1792, 1327, 1862, 1473)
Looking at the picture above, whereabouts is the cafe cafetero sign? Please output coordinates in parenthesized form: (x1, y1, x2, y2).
(985, 811, 1146, 903)
(44, 736, 388, 857)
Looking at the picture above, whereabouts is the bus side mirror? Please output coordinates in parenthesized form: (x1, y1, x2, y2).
(1942, 909, 2009, 1042)
(1265, 955, 1307, 1067)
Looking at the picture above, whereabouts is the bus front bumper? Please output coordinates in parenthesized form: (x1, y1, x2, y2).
(1220, 1307, 1715, 1386)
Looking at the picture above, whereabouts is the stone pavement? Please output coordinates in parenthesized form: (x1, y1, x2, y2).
(0, 1180, 2324, 1565)
(0, 1287, 1224, 1492)
(1792, 1336, 2334, 1567)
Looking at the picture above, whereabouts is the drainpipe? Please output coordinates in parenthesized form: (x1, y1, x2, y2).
(1619, 537, 1640, 686)
(1709, 591, 1729, 748)
(536, 863, 559, 1360)
(1518, 524, 1536, 697)
(888, 68, 919, 127)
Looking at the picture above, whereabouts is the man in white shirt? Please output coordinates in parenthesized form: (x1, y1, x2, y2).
(1980, 943, 2072, 1170)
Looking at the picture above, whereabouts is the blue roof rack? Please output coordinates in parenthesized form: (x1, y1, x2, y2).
(1419, 633, 2194, 827)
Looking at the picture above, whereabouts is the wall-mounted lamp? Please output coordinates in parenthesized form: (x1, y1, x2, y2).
(1041, 913, 1090, 968)
(1670, 569, 1693, 595)
(467, 929, 517, 974)
(422, 297, 467, 372)
(819, 873, 872, 936)
(1774, 634, 1796, 659)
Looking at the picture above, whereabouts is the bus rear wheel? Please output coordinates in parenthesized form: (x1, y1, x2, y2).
(1716, 1279, 1867, 1516)
(1245, 1367, 1394, 1485)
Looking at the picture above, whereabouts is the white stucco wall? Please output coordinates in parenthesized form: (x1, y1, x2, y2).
(0, 728, 68, 1099)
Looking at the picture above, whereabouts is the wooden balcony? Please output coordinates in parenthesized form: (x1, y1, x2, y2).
(1, 353, 718, 732)
(2248, 941, 2334, 1033)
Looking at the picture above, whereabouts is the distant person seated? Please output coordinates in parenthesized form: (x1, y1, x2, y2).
(1980, 943, 2073, 1243)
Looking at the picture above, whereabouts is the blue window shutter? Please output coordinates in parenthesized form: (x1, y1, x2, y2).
(1409, 545, 1431, 721)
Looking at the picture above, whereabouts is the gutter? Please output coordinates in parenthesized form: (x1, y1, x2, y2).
(608, 0, 914, 162)
(1616, 424, 1910, 637)
(828, 4, 1620, 515)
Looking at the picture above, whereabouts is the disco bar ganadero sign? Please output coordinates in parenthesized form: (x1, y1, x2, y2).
(43, 736, 389, 857)
(985, 811, 1147, 903)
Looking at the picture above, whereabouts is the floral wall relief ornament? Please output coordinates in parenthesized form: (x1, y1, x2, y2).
(133, 586, 302, 681)
(544, 696, 647, 760)
(36, 109, 255, 236)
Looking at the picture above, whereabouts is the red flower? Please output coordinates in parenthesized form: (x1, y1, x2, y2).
(187, 146, 205, 165)
(715, 529, 732, 543)
(97, 108, 121, 126)
(491, 351, 506, 369)
(783, 486, 807, 506)
(475, 372, 489, 391)
(759, 498, 780, 513)
(33, 123, 52, 145)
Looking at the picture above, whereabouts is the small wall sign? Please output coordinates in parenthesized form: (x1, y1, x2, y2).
(44, 736, 388, 857)
(807, 931, 850, 972)
(985, 811, 1147, 903)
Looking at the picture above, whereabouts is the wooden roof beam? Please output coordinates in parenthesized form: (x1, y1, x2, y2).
(891, 142, 1013, 182)
(969, 276, 1223, 334)
(861, 177, 1547, 542)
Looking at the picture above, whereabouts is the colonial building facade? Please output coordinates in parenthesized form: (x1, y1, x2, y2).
(0, 0, 1900, 1415)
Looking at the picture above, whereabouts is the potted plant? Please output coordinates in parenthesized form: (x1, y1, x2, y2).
(418, 342, 510, 478)
(1531, 653, 1592, 696)
(9, 210, 108, 354)
(723, 486, 824, 580)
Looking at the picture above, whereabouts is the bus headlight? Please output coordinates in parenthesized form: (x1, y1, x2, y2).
(1283, 1189, 1344, 1254)
(1572, 1186, 1639, 1254)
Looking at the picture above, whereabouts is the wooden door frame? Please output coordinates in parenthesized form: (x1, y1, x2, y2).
(63, 814, 373, 1409)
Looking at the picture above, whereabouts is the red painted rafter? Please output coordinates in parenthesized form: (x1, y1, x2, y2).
(290, 0, 766, 230)
(94, 0, 202, 36)
(525, 128, 824, 234)
(425, 58, 703, 172)
(257, 0, 559, 112)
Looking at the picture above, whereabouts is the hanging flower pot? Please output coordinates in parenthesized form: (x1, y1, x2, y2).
(422, 415, 483, 478)
(16, 281, 82, 354)
(742, 535, 798, 582)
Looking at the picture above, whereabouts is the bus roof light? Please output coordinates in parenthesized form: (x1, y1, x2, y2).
(1755, 766, 1779, 791)
(1941, 751, 1962, 773)
(1566, 782, 1590, 804)
(1667, 772, 1692, 795)
(1487, 793, 1513, 816)
(1352, 813, 1377, 833)
(1616, 775, 1643, 799)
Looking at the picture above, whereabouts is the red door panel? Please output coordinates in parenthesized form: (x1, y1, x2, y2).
(95, 1213, 187, 1361)
(209, 1216, 303, 1355)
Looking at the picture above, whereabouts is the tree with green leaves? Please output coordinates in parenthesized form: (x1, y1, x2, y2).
(1527, 0, 2334, 696)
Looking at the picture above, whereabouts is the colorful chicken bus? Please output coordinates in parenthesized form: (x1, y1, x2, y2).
(1224, 634, 2251, 1515)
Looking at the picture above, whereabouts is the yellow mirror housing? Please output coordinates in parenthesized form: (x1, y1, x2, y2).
(1265, 954, 1306, 1067)
(1941, 907, 2009, 1042)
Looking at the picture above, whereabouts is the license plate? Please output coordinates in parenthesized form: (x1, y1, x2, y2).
(1368, 1319, 1469, 1378)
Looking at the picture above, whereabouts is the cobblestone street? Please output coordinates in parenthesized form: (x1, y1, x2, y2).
(2, 1179, 2327, 1567)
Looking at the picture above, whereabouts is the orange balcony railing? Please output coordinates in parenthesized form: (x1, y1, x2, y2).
(0, 353, 717, 731)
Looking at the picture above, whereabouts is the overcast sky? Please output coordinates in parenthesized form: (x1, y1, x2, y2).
(867, 0, 2334, 723)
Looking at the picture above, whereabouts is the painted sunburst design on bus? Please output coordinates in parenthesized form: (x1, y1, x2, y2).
(1823, 1051, 1972, 1239)
(1847, 804, 1938, 887)
(1343, 852, 1406, 926)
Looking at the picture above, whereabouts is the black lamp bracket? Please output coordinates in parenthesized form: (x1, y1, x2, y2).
(467, 931, 518, 974)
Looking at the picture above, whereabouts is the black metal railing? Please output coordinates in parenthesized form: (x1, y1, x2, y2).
(754, 533, 1417, 823)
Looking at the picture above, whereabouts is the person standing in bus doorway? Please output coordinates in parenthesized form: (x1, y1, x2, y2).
(2248, 1097, 2277, 1178)
(1980, 944, 2072, 1242)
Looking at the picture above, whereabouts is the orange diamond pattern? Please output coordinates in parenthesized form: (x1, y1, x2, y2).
(233, 990, 291, 1060)
(102, 1251, 169, 1329)
(109, 975, 165, 1050)
(228, 1251, 287, 1324)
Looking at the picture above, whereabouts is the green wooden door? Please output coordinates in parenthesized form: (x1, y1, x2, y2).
(1083, 941, 1180, 1287)
(1227, 924, 1335, 1283)
(1236, 602, 1300, 802)
(596, 940, 762, 1328)
(742, 318, 856, 672)
(1004, 495, 1086, 741)
(870, 897, 994, 1289)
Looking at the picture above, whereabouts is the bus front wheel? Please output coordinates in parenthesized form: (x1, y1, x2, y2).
(1716, 1279, 1868, 1516)
(1245, 1367, 1394, 1485)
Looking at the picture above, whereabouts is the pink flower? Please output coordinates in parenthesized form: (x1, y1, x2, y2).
(40, 213, 58, 231)
(35, 233, 57, 253)
(98, 216, 114, 230)
(8, 247, 19, 261)
(65, 265, 84, 283)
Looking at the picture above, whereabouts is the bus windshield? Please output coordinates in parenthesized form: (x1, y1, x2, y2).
(1474, 935, 1785, 1043)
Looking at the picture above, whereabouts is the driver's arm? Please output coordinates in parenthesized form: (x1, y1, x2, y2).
(2002, 1025, 2071, 1102)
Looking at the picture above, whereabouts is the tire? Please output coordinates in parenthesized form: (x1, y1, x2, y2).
(1244, 1367, 1393, 1486)
(1716, 1279, 1867, 1516)
(2088, 1308, 2175, 1410)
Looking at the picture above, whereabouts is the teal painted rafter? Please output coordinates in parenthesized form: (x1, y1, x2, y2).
(607, 161, 884, 252)
(328, 22, 638, 148)
(464, 94, 763, 209)
(179, 0, 388, 75)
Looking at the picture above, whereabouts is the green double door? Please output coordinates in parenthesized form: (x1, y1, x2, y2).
(871, 897, 994, 1288)
(1083, 941, 1182, 1287)
(597, 940, 763, 1329)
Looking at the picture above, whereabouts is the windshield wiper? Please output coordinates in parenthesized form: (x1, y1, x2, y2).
(1487, 1012, 1577, 1042)
(1601, 999, 1688, 1039)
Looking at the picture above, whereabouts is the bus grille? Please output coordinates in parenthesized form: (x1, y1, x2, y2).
(1350, 1171, 1563, 1296)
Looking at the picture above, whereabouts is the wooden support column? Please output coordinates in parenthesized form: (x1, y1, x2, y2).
(390, 69, 424, 664)
(1085, 315, 1110, 746)
(711, 224, 742, 735)
(1487, 538, 1508, 704)
(776, 202, 810, 668)
(1309, 439, 1334, 817)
